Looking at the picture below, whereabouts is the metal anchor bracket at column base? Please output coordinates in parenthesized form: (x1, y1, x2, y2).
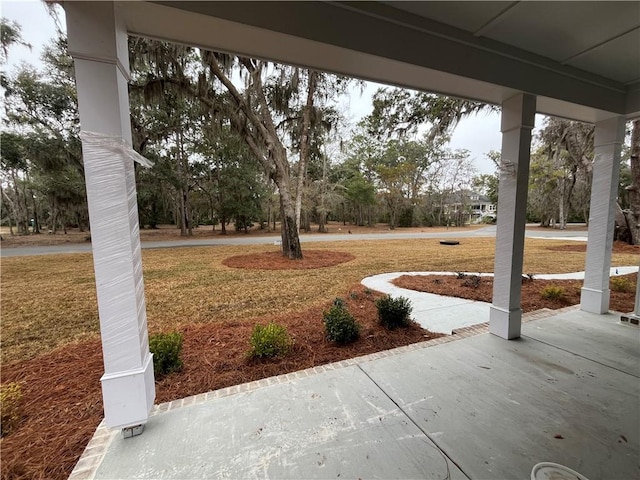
(122, 424, 144, 438)
(620, 314, 640, 326)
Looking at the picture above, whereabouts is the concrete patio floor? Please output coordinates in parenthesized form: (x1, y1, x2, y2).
(71, 308, 639, 480)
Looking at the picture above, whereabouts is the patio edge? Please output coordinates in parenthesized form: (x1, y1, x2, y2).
(67, 305, 579, 480)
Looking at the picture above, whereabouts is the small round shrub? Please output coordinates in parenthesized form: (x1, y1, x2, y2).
(610, 276, 634, 293)
(333, 297, 346, 308)
(323, 305, 361, 345)
(249, 322, 292, 358)
(376, 295, 413, 329)
(540, 285, 565, 301)
(1, 382, 22, 437)
(149, 331, 184, 376)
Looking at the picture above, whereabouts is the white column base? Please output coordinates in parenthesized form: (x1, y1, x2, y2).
(101, 353, 155, 429)
(489, 305, 522, 339)
(580, 287, 610, 314)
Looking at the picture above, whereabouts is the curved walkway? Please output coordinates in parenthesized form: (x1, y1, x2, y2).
(361, 266, 638, 334)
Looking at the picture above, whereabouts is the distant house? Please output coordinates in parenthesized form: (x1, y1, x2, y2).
(443, 190, 496, 224)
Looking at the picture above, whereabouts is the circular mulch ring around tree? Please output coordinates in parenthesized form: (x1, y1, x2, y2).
(222, 250, 355, 270)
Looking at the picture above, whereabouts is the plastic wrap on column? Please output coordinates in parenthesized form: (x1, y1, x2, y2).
(81, 131, 154, 168)
(80, 131, 153, 373)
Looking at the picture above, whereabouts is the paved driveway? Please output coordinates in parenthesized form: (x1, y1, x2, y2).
(0, 225, 588, 258)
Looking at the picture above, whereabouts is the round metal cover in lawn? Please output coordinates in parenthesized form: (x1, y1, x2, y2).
(439, 240, 460, 245)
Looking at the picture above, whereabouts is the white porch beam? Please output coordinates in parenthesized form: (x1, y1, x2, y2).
(65, 2, 155, 430)
(490, 94, 536, 339)
(580, 116, 626, 313)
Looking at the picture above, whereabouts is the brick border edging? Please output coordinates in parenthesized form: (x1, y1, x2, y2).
(69, 306, 576, 479)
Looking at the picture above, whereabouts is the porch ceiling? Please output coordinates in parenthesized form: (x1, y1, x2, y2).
(113, 1, 640, 122)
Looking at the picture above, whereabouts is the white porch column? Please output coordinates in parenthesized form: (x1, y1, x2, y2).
(65, 3, 155, 429)
(580, 117, 626, 313)
(489, 94, 536, 339)
(620, 258, 640, 325)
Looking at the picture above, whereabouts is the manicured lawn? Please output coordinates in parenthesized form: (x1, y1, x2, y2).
(0, 237, 637, 480)
(1, 237, 637, 364)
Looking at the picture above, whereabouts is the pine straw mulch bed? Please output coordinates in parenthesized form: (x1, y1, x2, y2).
(0, 284, 438, 480)
(546, 242, 640, 254)
(393, 272, 637, 313)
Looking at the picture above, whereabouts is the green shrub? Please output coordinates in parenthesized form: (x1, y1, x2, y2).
(149, 331, 184, 376)
(376, 295, 413, 329)
(333, 297, 346, 308)
(363, 287, 372, 296)
(249, 323, 292, 358)
(349, 291, 359, 300)
(611, 276, 634, 293)
(323, 305, 361, 345)
(1, 382, 22, 437)
(540, 286, 565, 301)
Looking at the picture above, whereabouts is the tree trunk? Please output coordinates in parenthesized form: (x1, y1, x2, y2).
(177, 130, 192, 237)
(1, 185, 17, 236)
(558, 176, 566, 230)
(317, 211, 327, 233)
(50, 198, 58, 234)
(32, 204, 40, 234)
(205, 55, 302, 258)
(302, 211, 311, 232)
(615, 202, 630, 242)
(20, 173, 30, 234)
(625, 119, 640, 245)
(295, 70, 318, 233)
(275, 170, 303, 259)
(10, 171, 28, 235)
(178, 189, 187, 236)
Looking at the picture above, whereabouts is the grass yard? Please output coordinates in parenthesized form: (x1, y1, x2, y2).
(1, 237, 638, 364)
(0, 237, 637, 480)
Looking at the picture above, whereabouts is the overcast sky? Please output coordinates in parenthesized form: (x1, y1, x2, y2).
(3, 0, 508, 174)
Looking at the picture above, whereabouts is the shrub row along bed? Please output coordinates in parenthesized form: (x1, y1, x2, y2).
(393, 273, 637, 313)
(0, 284, 440, 480)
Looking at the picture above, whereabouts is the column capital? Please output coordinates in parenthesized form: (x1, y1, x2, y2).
(594, 116, 626, 147)
(501, 94, 536, 133)
(65, 1, 130, 77)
